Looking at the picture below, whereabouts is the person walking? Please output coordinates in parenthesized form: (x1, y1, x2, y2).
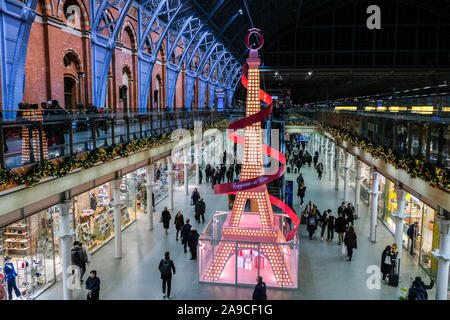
(195, 198, 206, 223)
(191, 188, 200, 205)
(85, 270, 100, 300)
(344, 226, 357, 261)
(313, 153, 319, 168)
(305, 200, 314, 215)
(205, 164, 211, 183)
(174, 211, 184, 241)
(346, 203, 355, 226)
(297, 183, 306, 206)
(181, 219, 192, 253)
(306, 152, 312, 167)
(188, 227, 200, 260)
(252, 276, 267, 300)
(317, 162, 323, 180)
(159, 251, 176, 299)
(71, 241, 88, 283)
(407, 222, 419, 255)
(337, 202, 347, 221)
(381, 245, 394, 282)
(326, 209, 336, 242)
(319, 210, 328, 240)
(306, 210, 320, 240)
(161, 207, 171, 236)
(226, 166, 233, 183)
(199, 169, 203, 184)
(335, 212, 346, 245)
(211, 168, 217, 188)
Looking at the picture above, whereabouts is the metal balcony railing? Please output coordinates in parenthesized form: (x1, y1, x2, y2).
(0, 108, 246, 170)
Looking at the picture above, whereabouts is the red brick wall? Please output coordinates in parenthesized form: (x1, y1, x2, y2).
(20, 3, 192, 112)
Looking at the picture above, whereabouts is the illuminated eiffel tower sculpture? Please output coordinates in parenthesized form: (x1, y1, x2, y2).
(202, 29, 295, 287)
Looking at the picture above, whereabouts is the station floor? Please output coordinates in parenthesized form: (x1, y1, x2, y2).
(38, 163, 436, 300)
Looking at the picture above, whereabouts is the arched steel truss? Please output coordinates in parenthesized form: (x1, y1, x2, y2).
(0, 0, 241, 118)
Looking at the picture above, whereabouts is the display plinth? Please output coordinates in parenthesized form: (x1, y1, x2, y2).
(199, 212, 299, 289)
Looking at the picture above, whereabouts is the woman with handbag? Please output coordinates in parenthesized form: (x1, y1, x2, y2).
(344, 226, 357, 261)
(161, 207, 171, 236)
(381, 245, 393, 281)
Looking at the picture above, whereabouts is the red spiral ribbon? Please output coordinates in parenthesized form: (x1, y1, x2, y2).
(213, 63, 299, 239)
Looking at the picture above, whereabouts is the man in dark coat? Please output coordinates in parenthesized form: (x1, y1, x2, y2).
(181, 219, 192, 253)
(85, 270, 101, 300)
(344, 226, 357, 261)
(161, 207, 171, 236)
(205, 164, 211, 182)
(71, 241, 88, 283)
(158, 251, 176, 299)
(335, 213, 347, 245)
(226, 166, 234, 183)
(337, 202, 347, 221)
(252, 276, 267, 300)
(195, 198, 206, 223)
(220, 165, 226, 183)
(187, 227, 200, 260)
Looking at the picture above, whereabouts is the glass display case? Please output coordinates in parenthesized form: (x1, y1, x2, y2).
(198, 212, 299, 289)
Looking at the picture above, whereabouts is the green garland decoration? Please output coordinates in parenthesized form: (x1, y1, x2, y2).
(0, 120, 230, 188)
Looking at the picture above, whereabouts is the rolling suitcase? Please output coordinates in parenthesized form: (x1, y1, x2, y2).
(388, 259, 400, 287)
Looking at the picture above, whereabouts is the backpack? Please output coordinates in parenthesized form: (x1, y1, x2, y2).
(159, 259, 172, 276)
(71, 248, 81, 265)
(408, 287, 427, 300)
(407, 225, 414, 238)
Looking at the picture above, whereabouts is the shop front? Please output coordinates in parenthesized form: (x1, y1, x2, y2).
(358, 161, 372, 206)
(380, 180, 440, 276)
(72, 176, 137, 253)
(0, 204, 65, 299)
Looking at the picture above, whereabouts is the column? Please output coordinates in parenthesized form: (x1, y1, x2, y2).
(323, 144, 328, 173)
(184, 163, 189, 196)
(111, 178, 123, 258)
(328, 143, 334, 181)
(391, 184, 408, 264)
(168, 157, 174, 211)
(195, 163, 200, 185)
(369, 170, 382, 242)
(354, 159, 362, 217)
(335, 146, 340, 190)
(145, 164, 154, 230)
(432, 211, 450, 300)
(343, 152, 351, 202)
(56, 201, 74, 300)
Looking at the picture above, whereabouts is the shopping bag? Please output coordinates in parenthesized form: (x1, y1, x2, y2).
(341, 244, 347, 256)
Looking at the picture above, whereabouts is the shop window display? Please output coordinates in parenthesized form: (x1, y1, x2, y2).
(153, 159, 169, 204)
(359, 163, 371, 206)
(134, 168, 149, 214)
(73, 179, 137, 253)
(74, 184, 114, 252)
(382, 181, 438, 274)
(119, 176, 136, 228)
(0, 210, 57, 299)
